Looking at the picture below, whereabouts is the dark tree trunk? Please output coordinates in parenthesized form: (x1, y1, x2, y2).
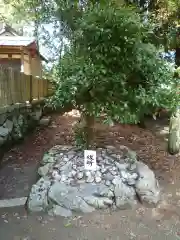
(82, 112, 95, 149)
(168, 108, 180, 155)
(168, 29, 180, 154)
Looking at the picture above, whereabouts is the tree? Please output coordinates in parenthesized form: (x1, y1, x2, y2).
(49, 2, 176, 149)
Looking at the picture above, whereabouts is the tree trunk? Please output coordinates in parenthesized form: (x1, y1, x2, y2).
(82, 112, 95, 149)
(168, 28, 180, 155)
(168, 108, 180, 155)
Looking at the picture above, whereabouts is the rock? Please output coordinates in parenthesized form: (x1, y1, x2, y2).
(77, 172, 84, 180)
(120, 171, 138, 185)
(60, 162, 72, 173)
(38, 163, 52, 177)
(0, 113, 6, 125)
(135, 162, 160, 206)
(0, 127, 9, 138)
(103, 172, 114, 181)
(61, 174, 68, 182)
(115, 197, 135, 209)
(52, 170, 61, 181)
(48, 182, 95, 213)
(0, 136, 5, 146)
(28, 178, 51, 212)
(39, 116, 51, 126)
(83, 196, 112, 209)
(31, 107, 42, 121)
(115, 162, 129, 171)
(27, 145, 161, 216)
(48, 205, 72, 217)
(95, 176, 101, 183)
(41, 153, 56, 165)
(3, 119, 13, 132)
(71, 170, 77, 177)
(113, 177, 136, 209)
(105, 180, 111, 186)
(95, 184, 114, 198)
(86, 175, 94, 183)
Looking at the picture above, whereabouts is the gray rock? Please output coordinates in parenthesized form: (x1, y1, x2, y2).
(31, 108, 42, 121)
(48, 182, 95, 213)
(113, 177, 136, 208)
(115, 162, 129, 171)
(126, 173, 138, 186)
(71, 170, 77, 177)
(41, 153, 56, 165)
(83, 196, 111, 209)
(94, 184, 114, 198)
(60, 162, 72, 173)
(135, 162, 160, 206)
(0, 113, 6, 125)
(61, 174, 68, 182)
(95, 176, 101, 183)
(0, 126, 9, 138)
(100, 167, 107, 174)
(38, 163, 52, 177)
(103, 172, 114, 181)
(28, 178, 51, 212)
(3, 119, 13, 132)
(95, 171, 102, 178)
(86, 175, 94, 183)
(115, 197, 135, 209)
(39, 116, 51, 126)
(77, 172, 84, 180)
(105, 180, 111, 186)
(52, 170, 61, 181)
(48, 205, 72, 217)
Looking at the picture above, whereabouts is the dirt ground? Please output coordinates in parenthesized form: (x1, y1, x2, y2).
(0, 112, 180, 240)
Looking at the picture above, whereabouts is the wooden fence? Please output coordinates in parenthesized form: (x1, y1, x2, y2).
(0, 66, 54, 107)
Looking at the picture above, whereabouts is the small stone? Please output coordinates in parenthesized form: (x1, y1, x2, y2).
(72, 164, 77, 170)
(86, 176, 94, 183)
(112, 166, 116, 171)
(100, 167, 107, 174)
(95, 171, 102, 178)
(63, 157, 69, 162)
(110, 170, 117, 176)
(77, 172, 84, 180)
(38, 163, 52, 177)
(85, 171, 91, 177)
(78, 166, 84, 171)
(105, 180, 111, 186)
(71, 170, 77, 177)
(112, 177, 118, 185)
(103, 172, 114, 181)
(95, 176, 101, 183)
(61, 175, 67, 182)
(60, 162, 72, 172)
(115, 162, 129, 171)
(0, 126, 9, 138)
(121, 170, 129, 179)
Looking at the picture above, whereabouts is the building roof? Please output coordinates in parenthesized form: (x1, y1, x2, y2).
(0, 36, 35, 46)
(0, 23, 19, 36)
(0, 36, 47, 62)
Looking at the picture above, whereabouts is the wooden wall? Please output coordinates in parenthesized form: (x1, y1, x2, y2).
(0, 50, 43, 78)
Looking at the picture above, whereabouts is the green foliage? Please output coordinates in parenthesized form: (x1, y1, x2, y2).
(50, 4, 177, 127)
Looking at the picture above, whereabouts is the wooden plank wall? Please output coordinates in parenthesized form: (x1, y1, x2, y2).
(0, 65, 54, 107)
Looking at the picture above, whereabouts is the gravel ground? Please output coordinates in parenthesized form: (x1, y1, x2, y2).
(0, 112, 180, 239)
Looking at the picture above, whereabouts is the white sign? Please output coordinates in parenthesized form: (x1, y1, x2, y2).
(84, 150, 97, 170)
